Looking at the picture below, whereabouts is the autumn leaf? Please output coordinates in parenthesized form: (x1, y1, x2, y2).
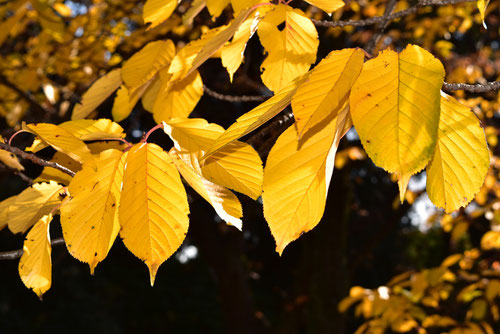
(305, 0, 345, 13)
(143, 0, 178, 29)
(263, 104, 351, 255)
(60, 149, 125, 273)
(206, 0, 230, 18)
(0, 135, 24, 171)
(72, 69, 122, 120)
(202, 74, 308, 159)
(7, 181, 64, 234)
(18, 214, 53, 299)
(170, 148, 243, 229)
(34, 152, 80, 186)
(112, 83, 150, 122)
(350, 44, 445, 198)
(0, 195, 16, 231)
(23, 123, 93, 163)
(426, 93, 489, 212)
(477, 0, 491, 28)
(257, 4, 318, 92)
(292, 48, 364, 138)
(119, 143, 189, 286)
(231, 0, 261, 14)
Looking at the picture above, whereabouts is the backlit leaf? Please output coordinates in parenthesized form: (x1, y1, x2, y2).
(7, 181, 63, 234)
(206, 0, 230, 17)
(182, 0, 206, 25)
(152, 69, 203, 123)
(143, 0, 178, 29)
(0, 195, 16, 231)
(170, 148, 243, 229)
(263, 104, 351, 254)
(164, 118, 263, 199)
(61, 149, 125, 273)
(231, 0, 260, 13)
(0, 135, 24, 171)
(202, 74, 308, 159)
(305, 0, 345, 13)
(34, 152, 80, 185)
(477, 0, 490, 29)
(112, 83, 150, 122)
(257, 4, 318, 92)
(23, 123, 93, 163)
(292, 48, 364, 138)
(119, 143, 189, 286)
(350, 44, 445, 193)
(426, 93, 489, 212)
(72, 69, 122, 120)
(18, 214, 53, 299)
(121, 40, 176, 93)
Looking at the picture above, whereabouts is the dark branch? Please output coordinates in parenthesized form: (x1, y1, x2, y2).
(312, 0, 477, 28)
(365, 0, 397, 54)
(0, 238, 65, 260)
(0, 73, 56, 115)
(203, 85, 268, 103)
(443, 81, 500, 93)
(0, 142, 76, 177)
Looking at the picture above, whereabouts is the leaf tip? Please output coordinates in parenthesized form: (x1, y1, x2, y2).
(148, 263, 160, 287)
(397, 173, 411, 204)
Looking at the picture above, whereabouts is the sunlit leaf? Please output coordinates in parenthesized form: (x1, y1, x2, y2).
(170, 148, 243, 229)
(0, 135, 24, 171)
(477, 0, 491, 29)
(350, 44, 445, 198)
(257, 4, 318, 92)
(112, 83, 150, 122)
(206, 0, 230, 17)
(23, 123, 93, 163)
(202, 74, 308, 159)
(143, 0, 178, 29)
(18, 214, 53, 299)
(7, 181, 63, 234)
(426, 93, 489, 212)
(72, 69, 122, 120)
(152, 69, 203, 123)
(186, 7, 255, 79)
(121, 40, 176, 93)
(305, 0, 345, 13)
(34, 152, 80, 185)
(119, 143, 189, 286)
(263, 104, 351, 254)
(61, 149, 125, 273)
(481, 231, 500, 250)
(0, 195, 16, 231)
(231, 0, 260, 13)
(292, 48, 364, 138)
(182, 0, 206, 25)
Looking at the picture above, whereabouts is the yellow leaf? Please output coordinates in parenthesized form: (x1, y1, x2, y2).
(32, 0, 65, 42)
(34, 152, 80, 185)
(18, 214, 53, 299)
(142, 76, 162, 112)
(27, 119, 125, 153)
(163, 118, 264, 199)
(72, 69, 122, 120)
(481, 231, 500, 250)
(170, 148, 243, 229)
(304, 0, 345, 13)
(292, 48, 364, 138)
(206, 0, 230, 17)
(152, 69, 203, 123)
(182, 0, 206, 25)
(186, 7, 255, 79)
(53, 3, 72, 17)
(121, 40, 176, 93)
(0, 135, 24, 171)
(143, 0, 178, 29)
(169, 27, 225, 81)
(23, 123, 93, 163)
(426, 93, 489, 212)
(0, 195, 16, 231)
(350, 44, 444, 180)
(112, 83, 150, 122)
(257, 4, 319, 92)
(221, 8, 267, 82)
(119, 143, 189, 286)
(477, 0, 491, 29)
(231, 0, 260, 13)
(422, 315, 457, 327)
(262, 104, 351, 254)
(7, 181, 63, 234)
(202, 74, 308, 159)
(60, 149, 125, 274)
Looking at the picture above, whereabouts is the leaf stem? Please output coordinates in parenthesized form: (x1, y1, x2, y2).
(142, 124, 164, 143)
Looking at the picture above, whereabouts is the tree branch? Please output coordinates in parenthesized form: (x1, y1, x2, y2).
(312, 0, 477, 28)
(443, 81, 500, 93)
(203, 85, 268, 103)
(0, 238, 65, 260)
(0, 142, 76, 177)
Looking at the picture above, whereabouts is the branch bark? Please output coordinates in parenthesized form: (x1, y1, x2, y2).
(0, 142, 76, 177)
(443, 81, 500, 93)
(0, 237, 65, 260)
(203, 85, 268, 102)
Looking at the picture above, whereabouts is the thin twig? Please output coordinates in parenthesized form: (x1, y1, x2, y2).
(203, 85, 268, 102)
(443, 81, 500, 93)
(0, 142, 76, 177)
(365, 0, 397, 54)
(312, 0, 476, 28)
(0, 238, 65, 260)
